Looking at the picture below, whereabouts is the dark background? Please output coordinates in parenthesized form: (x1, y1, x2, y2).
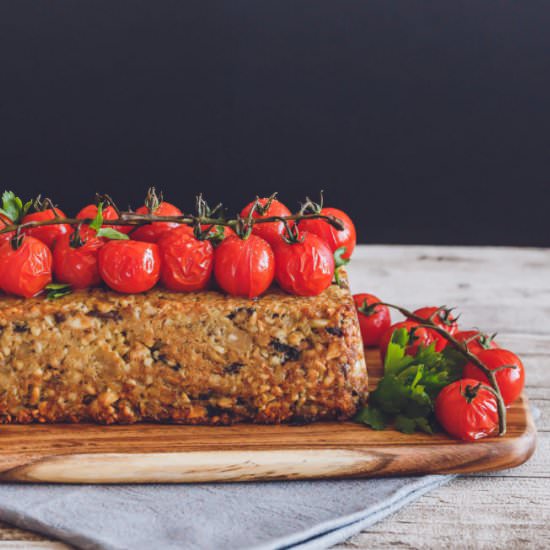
(1, 1, 549, 246)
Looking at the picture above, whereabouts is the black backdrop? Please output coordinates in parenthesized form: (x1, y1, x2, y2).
(1, 1, 549, 246)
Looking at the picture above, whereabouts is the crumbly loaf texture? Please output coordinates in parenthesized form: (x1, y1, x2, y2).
(0, 272, 367, 424)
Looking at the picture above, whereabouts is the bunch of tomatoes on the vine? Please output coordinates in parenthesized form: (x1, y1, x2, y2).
(0, 190, 357, 300)
(353, 294, 525, 441)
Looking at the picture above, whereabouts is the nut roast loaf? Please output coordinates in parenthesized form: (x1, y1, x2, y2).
(0, 272, 367, 424)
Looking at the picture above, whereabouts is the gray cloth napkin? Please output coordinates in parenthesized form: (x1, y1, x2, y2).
(0, 475, 452, 550)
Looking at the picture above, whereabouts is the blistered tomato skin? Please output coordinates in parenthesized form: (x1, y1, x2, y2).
(463, 348, 525, 406)
(98, 241, 161, 293)
(158, 227, 214, 292)
(22, 209, 71, 248)
(53, 233, 104, 289)
(131, 202, 183, 243)
(76, 204, 132, 234)
(240, 198, 292, 247)
(435, 379, 499, 441)
(0, 236, 52, 298)
(274, 232, 334, 296)
(353, 293, 392, 347)
(214, 235, 274, 298)
(299, 207, 356, 260)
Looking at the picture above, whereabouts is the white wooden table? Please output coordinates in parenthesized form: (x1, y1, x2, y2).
(0, 245, 548, 549)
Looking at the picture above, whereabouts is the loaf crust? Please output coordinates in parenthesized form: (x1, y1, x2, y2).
(0, 273, 367, 424)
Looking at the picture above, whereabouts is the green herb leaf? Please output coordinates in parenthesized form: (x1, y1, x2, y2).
(45, 283, 72, 300)
(358, 327, 466, 435)
(354, 406, 388, 430)
(0, 191, 28, 223)
(89, 202, 104, 231)
(96, 227, 130, 240)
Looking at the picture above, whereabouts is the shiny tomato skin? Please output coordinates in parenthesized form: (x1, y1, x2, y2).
(214, 235, 274, 298)
(299, 207, 356, 260)
(379, 320, 436, 361)
(435, 379, 499, 441)
(240, 198, 292, 248)
(131, 202, 183, 243)
(273, 232, 334, 296)
(411, 306, 459, 352)
(53, 232, 104, 289)
(158, 227, 214, 292)
(455, 330, 499, 356)
(353, 293, 392, 347)
(0, 236, 52, 297)
(76, 204, 132, 234)
(98, 240, 161, 293)
(463, 348, 525, 406)
(22, 209, 71, 248)
(0, 214, 14, 246)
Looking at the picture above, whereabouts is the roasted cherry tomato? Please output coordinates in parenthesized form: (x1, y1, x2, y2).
(0, 235, 52, 297)
(353, 293, 391, 347)
(0, 214, 14, 246)
(158, 226, 214, 292)
(76, 204, 132, 234)
(410, 306, 459, 351)
(22, 208, 71, 248)
(53, 230, 104, 289)
(299, 207, 356, 260)
(240, 197, 292, 247)
(98, 240, 161, 293)
(131, 201, 183, 243)
(463, 348, 525, 406)
(379, 320, 437, 361)
(455, 330, 499, 356)
(435, 378, 499, 441)
(273, 232, 334, 296)
(214, 234, 274, 298)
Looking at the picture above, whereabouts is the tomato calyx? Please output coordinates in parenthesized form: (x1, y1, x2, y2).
(428, 306, 460, 328)
(9, 231, 25, 251)
(32, 195, 63, 217)
(144, 187, 163, 213)
(281, 223, 305, 245)
(69, 224, 86, 248)
(460, 380, 483, 403)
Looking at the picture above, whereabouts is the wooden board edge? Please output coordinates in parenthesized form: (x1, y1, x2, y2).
(0, 405, 536, 483)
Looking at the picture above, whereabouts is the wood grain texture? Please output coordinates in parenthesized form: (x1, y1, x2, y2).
(0, 349, 536, 483)
(0, 245, 546, 547)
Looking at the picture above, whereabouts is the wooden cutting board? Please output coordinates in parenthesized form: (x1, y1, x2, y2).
(0, 350, 536, 483)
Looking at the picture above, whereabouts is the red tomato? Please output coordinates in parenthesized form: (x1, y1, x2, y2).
(463, 349, 525, 406)
(98, 240, 161, 293)
(0, 236, 52, 297)
(158, 227, 214, 292)
(131, 201, 183, 243)
(299, 207, 356, 260)
(273, 232, 334, 296)
(435, 379, 499, 441)
(76, 204, 132, 234)
(240, 197, 292, 247)
(379, 320, 436, 361)
(22, 209, 71, 248)
(53, 232, 104, 289)
(411, 306, 459, 352)
(0, 214, 14, 246)
(214, 235, 274, 298)
(455, 330, 499, 356)
(353, 293, 391, 347)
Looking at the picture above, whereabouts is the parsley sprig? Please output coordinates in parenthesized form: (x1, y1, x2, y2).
(355, 328, 466, 434)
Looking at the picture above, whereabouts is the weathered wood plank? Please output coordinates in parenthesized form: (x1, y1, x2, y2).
(336, 476, 550, 549)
